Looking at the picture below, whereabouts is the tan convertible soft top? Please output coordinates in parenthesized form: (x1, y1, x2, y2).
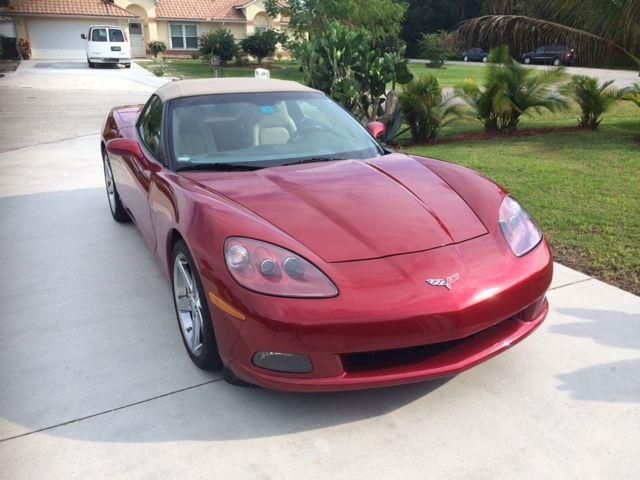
(156, 78, 319, 101)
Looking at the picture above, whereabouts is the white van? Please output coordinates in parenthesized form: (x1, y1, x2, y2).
(81, 25, 131, 68)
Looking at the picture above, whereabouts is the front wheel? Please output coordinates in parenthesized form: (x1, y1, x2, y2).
(102, 150, 129, 222)
(172, 241, 223, 371)
(482, 56, 488, 63)
(124, 63, 131, 69)
(463, 56, 469, 62)
(553, 58, 561, 66)
(524, 57, 531, 64)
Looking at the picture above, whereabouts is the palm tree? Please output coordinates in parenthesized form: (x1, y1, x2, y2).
(457, 0, 640, 69)
(398, 74, 465, 143)
(567, 76, 620, 129)
(457, 45, 568, 133)
(623, 83, 640, 107)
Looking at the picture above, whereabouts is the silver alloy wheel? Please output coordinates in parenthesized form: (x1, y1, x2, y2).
(524, 57, 531, 64)
(103, 152, 116, 214)
(464, 56, 468, 62)
(553, 58, 560, 66)
(173, 253, 204, 355)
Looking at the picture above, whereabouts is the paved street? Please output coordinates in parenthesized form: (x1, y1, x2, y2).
(0, 62, 639, 480)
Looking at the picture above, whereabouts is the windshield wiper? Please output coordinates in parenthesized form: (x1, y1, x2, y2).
(175, 163, 263, 172)
(283, 157, 344, 166)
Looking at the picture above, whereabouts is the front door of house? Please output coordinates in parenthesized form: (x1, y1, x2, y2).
(129, 22, 145, 57)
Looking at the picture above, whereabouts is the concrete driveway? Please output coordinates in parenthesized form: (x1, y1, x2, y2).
(1, 64, 639, 480)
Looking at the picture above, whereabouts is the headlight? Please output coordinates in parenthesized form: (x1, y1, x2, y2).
(224, 237, 338, 298)
(498, 196, 542, 257)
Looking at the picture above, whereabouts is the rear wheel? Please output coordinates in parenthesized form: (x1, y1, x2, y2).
(482, 56, 488, 63)
(88, 60, 95, 68)
(463, 56, 469, 62)
(172, 240, 223, 371)
(553, 58, 561, 66)
(102, 150, 129, 222)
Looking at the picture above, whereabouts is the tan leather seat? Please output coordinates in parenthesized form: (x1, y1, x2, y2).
(172, 107, 217, 160)
(253, 102, 297, 145)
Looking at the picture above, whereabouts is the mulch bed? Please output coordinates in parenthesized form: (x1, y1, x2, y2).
(437, 126, 583, 144)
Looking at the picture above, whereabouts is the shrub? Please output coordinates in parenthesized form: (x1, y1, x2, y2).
(152, 64, 166, 77)
(399, 75, 464, 143)
(419, 31, 455, 69)
(190, 51, 200, 60)
(567, 75, 619, 129)
(151, 61, 168, 77)
(148, 40, 167, 58)
(240, 30, 279, 64)
(198, 29, 238, 64)
(17, 38, 31, 59)
(622, 83, 640, 108)
(296, 21, 412, 122)
(457, 45, 568, 133)
(233, 55, 250, 67)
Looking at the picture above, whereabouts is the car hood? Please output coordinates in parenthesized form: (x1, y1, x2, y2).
(184, 154, 488, 262)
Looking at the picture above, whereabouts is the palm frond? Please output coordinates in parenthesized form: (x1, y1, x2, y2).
(457, 15, 640, 68)
(622, 83, 640, 107)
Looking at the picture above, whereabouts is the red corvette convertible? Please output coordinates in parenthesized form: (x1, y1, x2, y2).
(101, 78, 552, 391)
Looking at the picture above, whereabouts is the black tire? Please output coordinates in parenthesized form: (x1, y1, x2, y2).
(88, 60, 95, 68)
(223, 366, 258, 388)
(172, 240, 223, 371)
(102, 150, 130, 223)
(125, 63, 132, 69)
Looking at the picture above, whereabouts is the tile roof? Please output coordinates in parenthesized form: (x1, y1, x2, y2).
(5, 0, 136, 17)
(155, 0, 246, 21)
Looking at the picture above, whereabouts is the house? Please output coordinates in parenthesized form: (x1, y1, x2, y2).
(0, 0, 285, 59)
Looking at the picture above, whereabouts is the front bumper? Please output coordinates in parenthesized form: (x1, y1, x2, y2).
(230, 299, 547, 392)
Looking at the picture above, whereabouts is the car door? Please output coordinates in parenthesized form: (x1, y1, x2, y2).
(542, 46, 554, 63)
(88, 27, 109, 59)
(118, 95, 165, 250)
(107, 27, 130, 60)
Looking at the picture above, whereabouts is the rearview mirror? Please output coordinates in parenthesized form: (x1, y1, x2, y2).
(80, 33, 86, 40)
(106, 138, 158, 171)
(366, 121, 386, 140)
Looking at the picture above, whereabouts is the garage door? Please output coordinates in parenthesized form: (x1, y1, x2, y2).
(27, 18, 97, 59)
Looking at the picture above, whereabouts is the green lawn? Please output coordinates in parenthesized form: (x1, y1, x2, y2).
(145, 59, 484, 86)
(405, 102, 640, 296)
(147, 59, 305, 82)
(408, 63, 485, 87)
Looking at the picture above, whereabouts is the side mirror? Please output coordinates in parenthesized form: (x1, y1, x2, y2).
(106, 138, 158, 171)
(366, 121, 386, 140)
(81, 33, 87, 40)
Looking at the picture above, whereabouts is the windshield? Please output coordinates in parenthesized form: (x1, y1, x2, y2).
(168, 91, 383, 170)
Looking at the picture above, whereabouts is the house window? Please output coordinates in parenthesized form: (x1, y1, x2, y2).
(170, 23, 198, 50)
